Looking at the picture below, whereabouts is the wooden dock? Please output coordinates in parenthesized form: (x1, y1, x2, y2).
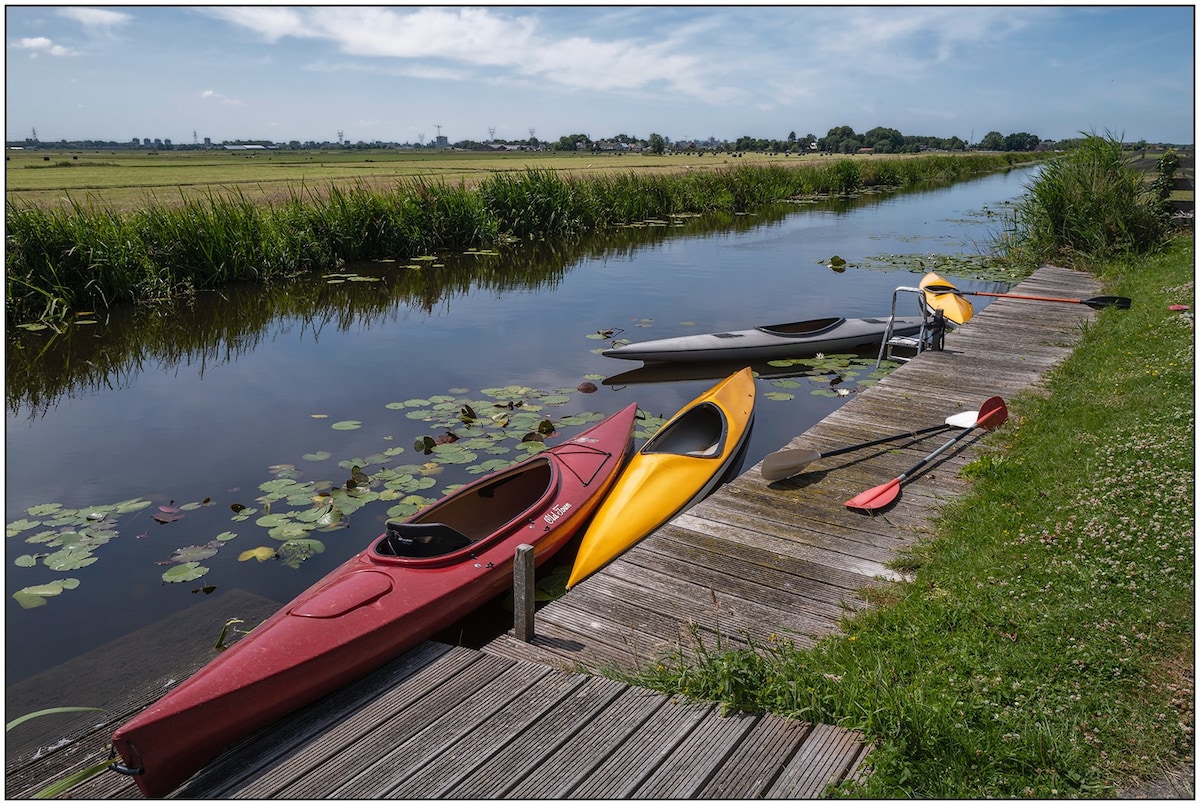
(5, 265, 1098, 799)
(481, 265, 1100, 671)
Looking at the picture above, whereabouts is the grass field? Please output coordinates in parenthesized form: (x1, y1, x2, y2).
(5, 147, 865, 212)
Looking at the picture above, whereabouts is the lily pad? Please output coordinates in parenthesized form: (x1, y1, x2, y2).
(162, 562, 209, 583)
(331, 420, 362, 431)
(239, 546, 277, 562)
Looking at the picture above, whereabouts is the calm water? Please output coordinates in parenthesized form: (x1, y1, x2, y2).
(5, 166, 1036, 725)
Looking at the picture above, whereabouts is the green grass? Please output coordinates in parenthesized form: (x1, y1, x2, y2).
(6, 153, 1040, 323)
(627, 231, 1194, 794)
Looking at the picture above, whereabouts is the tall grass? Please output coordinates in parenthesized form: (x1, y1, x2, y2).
(6, 153, 1039, 323)
(1002, 133, 1170, 265)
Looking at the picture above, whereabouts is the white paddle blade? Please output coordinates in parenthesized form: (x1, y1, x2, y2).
(760, 448, 822, 481)
(944, 410, 978, 429)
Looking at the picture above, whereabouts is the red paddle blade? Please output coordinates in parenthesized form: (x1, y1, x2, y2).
(844, 477, 901, 512)
(975, 396, 1008, 430)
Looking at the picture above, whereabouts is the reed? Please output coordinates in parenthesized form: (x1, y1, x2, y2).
(1002, 133, 1169, 264)
(6, 153, 1039, 323)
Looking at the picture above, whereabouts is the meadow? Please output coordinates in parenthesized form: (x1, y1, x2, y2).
(6, 147, 869, 212)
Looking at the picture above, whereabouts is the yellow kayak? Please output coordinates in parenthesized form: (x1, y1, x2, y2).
(920, 271, 974, 325)
(566, 367, 756, 589)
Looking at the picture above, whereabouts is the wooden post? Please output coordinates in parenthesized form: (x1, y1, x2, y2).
(513, 544, 535, 642)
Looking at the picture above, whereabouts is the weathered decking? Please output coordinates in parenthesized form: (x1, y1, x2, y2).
(481, 265, 1100, 671)
(5, 265, 1099, 799)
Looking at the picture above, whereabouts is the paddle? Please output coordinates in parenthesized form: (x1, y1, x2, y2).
(760, 409, 979, 482)
(922, 284, 1131, 311)
(844, 396, 1008, 512)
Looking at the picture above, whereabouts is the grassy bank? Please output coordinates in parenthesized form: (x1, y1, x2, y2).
(5, 152, 1037, 324)
(628, 141, 1194, 796)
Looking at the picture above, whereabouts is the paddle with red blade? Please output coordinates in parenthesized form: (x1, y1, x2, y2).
(922, 284, 1131, 310)
(761, 409, 979, 481)
(844, 396, 1008, 512)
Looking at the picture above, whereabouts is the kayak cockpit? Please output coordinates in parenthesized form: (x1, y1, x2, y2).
(372, 458, 557, 561)
(756, 317, 843, 337)
(641, 401, 727, 458)
(377, 522, 472, 558)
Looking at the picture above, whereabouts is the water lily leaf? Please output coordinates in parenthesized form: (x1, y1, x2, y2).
(276, 539, 326, 569)
(765, 391, 796, 401)
(25, 504, 63, 517)
(13, 579, 80, 609)
(215, 531, 238, 542)
(152, 511, 184, 524)
(162, 562, 208, 583)
(7, 519, 42, 537)
(239, 547, 276, 562)
(468, 459, 514, 475)
(43, 546, 98, 571)
(169, 544, 219, 563)
(302, 451, 332, 462)
(331, 420, 362, 431)
(269, 522, 314, 541)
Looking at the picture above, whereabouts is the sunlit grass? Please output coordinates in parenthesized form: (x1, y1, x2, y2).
(628, 231, 1194, 797)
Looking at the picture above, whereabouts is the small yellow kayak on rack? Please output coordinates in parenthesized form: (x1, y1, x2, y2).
(566, 367, 756, 589)
(920, 271, 974, 325)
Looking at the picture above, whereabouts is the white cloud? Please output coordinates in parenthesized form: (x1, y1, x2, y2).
(15, 36, 74, 57)
(200, 89, 243, 106)
(58, 8, 131, 30)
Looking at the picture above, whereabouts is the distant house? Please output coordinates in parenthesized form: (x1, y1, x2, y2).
(856, 147, 874, 155)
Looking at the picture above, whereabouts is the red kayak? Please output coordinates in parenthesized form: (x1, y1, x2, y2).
(110, 403, 638, 797)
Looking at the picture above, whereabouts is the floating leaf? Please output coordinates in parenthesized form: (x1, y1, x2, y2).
(169, 543, 219, 563)
(331, 420, 362, 431)
(152, 511, 184, 525)
(302, 451, 332, 462)
(12, 579, 80, 609)
(765, 391, 796, 401)
(239, 547, 276, 563)
(43, 547, 98, 571)
(162, 563, 208, 583)
(215, 531, 238, 542)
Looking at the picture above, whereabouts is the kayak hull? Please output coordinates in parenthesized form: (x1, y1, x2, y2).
(566, 368, 756, 588)
(920, 272, 974, 325)
(110, 403, 638, 798)
(601, 316, 926, 363)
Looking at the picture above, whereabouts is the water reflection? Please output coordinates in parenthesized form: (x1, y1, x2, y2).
(6, 206, 796, 420)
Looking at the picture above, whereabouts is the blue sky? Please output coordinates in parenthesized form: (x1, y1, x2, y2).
(5, 5, 1195, 146)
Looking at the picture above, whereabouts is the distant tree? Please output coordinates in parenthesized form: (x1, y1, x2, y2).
(978, 131, 1006, 151)
(648, 133, 666, 154)
(864, 126, 904, 153)
(1004, 132, 1041, 151)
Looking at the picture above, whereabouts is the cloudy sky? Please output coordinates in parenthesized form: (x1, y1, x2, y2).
(5, 5, 1194, 146)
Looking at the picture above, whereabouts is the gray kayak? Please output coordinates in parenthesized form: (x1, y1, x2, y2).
(601, 316, 926, 363)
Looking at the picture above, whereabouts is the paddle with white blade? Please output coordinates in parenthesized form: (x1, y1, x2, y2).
(844, 396, 1008, 512)
(760, 409, 980, 482)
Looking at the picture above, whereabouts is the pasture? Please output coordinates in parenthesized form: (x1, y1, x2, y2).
(4, 147, 849, 212)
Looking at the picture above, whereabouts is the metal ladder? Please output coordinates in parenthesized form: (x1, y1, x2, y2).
(876, 285, 946, 367)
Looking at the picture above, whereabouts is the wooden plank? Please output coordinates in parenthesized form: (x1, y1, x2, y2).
(182, 641, 463, 797)
(218, 645, 505, 798)
(630, 709, 760, 797)
(317, 656, 554, 798)
(567, 700, 717, 798)
(381, 671, 590, 798)
(444, 674, 629, 798)
(698, 715, 815, 798)
(766, 722, 870, 797)
(503, 686, 669, 798)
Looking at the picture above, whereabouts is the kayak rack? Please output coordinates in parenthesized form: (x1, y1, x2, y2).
(877, 285, 947, 367)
